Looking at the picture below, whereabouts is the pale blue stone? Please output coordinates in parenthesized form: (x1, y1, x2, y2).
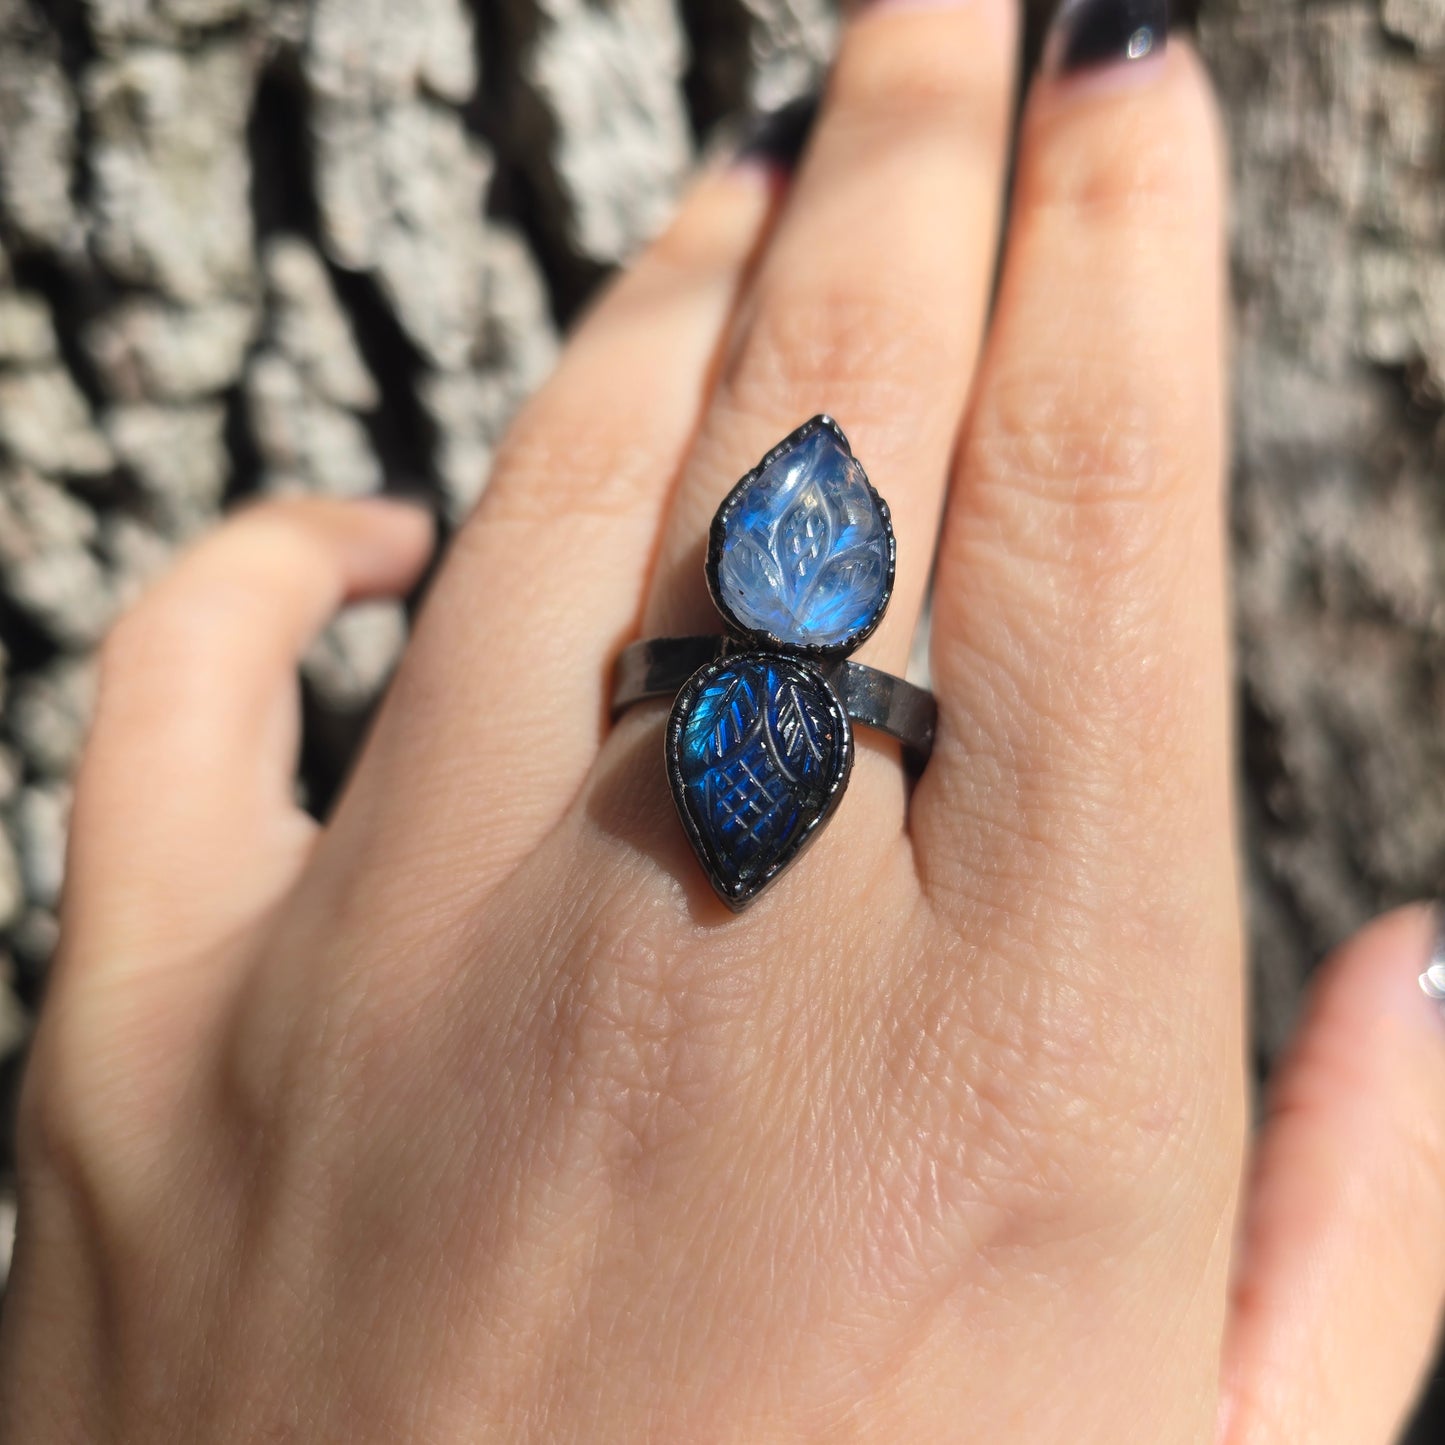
(713, 425, 891, 651)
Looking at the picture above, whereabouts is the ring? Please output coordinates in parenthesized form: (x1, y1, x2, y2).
(611, 415, 938, 911)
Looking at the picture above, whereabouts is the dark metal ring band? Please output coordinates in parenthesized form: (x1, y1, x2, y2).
(612, 636, 937, 772)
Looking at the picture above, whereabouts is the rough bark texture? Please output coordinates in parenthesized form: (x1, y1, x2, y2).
(0, 0, 1441, 1434)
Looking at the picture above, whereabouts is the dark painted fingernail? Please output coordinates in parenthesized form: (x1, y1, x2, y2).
(1043, 0, 1169, 79)
(734, 93, 821, 175)
(1419, 903, 1445, 1024)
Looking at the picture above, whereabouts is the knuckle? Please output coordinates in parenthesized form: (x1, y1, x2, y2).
(888, 934, 1219, 1249)
(97, 581, 258, 712)
(647, 186, 753, 276)
(1038, 133, 1185, 230)
(212, 982, 288, 1147)
(1026, 69, 1221, 232)
(234, 492, 358, 534)
(476, 410, 664, 528)
(960, 371, 1214, 691)
(13, 1010, 127, 1223)
(100, 518, 314, 676)
(539, 895, 751, 1184)
(13, 1043, 82, 1190)
(101, 591, 214, 676)
(16, 1014, 226, 1319)
(951, 354, 1223, 785)
(831, 9, 1011, 132)
(725, 281, 958, 428)
(1061, 984, 1226, 1203)
(970, 354, 1183, 565)
(224, 503, 335, 579)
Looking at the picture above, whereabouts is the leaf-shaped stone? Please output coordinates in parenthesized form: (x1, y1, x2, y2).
(708, 416, 895, 656)
(666, 652, 853, 909)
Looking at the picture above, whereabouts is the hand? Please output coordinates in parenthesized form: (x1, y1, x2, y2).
(3, 2, 1443, 1440)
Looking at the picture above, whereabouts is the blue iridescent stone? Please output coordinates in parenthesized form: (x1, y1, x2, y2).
(667, 652, 853, 909)
(709, 418, 894, 656)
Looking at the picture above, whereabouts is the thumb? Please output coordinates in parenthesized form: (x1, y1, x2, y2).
(1220, 905, 1445, 1445)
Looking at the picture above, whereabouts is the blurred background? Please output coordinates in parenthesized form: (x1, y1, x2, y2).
(0, 0, 1441, 1435)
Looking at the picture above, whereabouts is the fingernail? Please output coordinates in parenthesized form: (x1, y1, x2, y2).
(1042, 0, 1169, 80)
(1418, 903, 1445, 1022)
(734, 93, 821, 178)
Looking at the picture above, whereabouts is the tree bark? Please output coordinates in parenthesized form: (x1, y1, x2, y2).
(0, 0, 1440, 1434)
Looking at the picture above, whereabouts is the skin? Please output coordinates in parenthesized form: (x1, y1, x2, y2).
(1, 3, 1443, 1440)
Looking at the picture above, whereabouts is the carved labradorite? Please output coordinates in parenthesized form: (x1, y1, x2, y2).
(708, 416, 895, 657)
(666, 651, 853, 909)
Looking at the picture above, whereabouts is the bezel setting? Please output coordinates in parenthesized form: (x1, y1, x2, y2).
(661, 415, 901, 909)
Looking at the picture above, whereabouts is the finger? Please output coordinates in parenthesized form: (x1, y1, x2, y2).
(64, 495, 433, 955)
(1220, 906, 1445, 1445)
(345, 167, 779, 897)
(640, 0, 1020, 682)
(916, 40, 1233, 960)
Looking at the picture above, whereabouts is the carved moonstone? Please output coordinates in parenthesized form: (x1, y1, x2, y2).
(709, 418, 894, 655)
(666, 652, 853, 909)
